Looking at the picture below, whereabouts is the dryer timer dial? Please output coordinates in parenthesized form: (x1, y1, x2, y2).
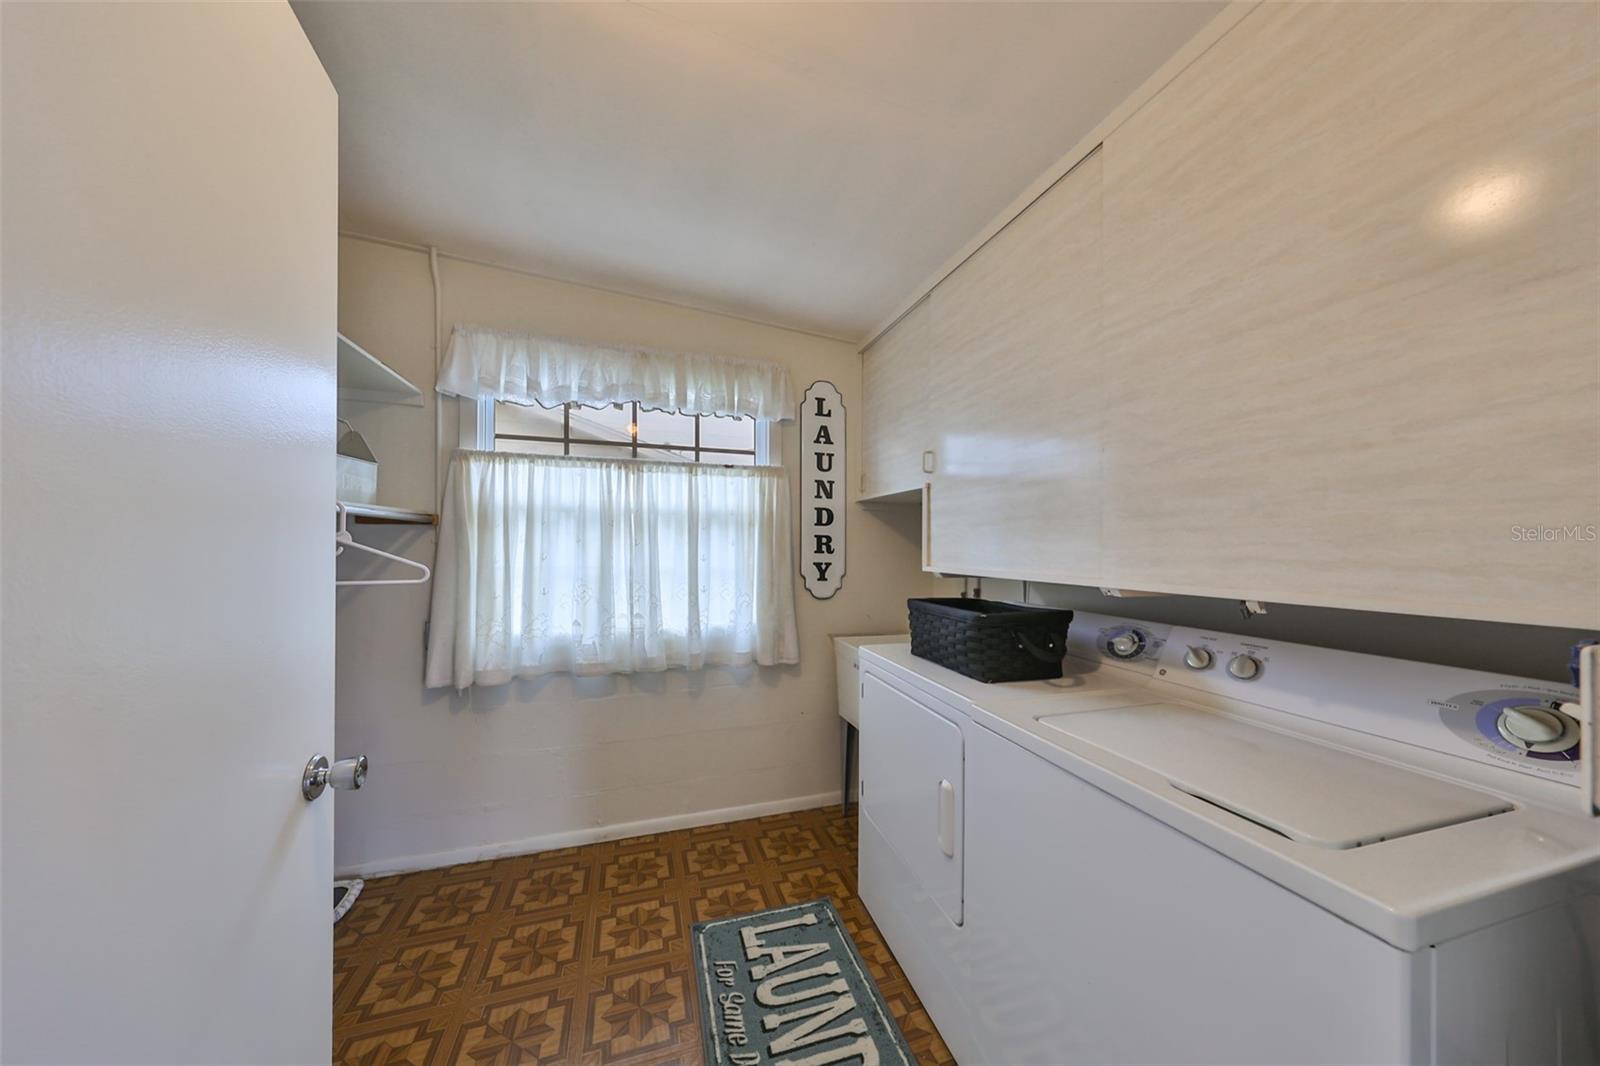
(1228, 654, 1262, 681)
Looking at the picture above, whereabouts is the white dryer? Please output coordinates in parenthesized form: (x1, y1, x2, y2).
(857, 613, 1600, 1065)
(857, 613, 1175, 1061)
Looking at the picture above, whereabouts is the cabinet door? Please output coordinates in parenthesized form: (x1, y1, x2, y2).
(1100, 3, 1600, 628)
(861, 296, 933, 500)
(926, 149, 1104, 583)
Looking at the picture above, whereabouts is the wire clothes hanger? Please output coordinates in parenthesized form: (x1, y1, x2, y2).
(336, 503, 432, 587)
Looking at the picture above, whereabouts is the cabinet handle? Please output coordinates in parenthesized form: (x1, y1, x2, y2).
(921, 483, 933, 571)
(937, 778, 955, 858)
(922, 450, 936, 474)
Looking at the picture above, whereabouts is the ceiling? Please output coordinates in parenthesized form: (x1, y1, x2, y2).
(293, 1, 1222, 342)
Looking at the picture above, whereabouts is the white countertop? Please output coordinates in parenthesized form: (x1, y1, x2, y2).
(861, 641, 1600, 951)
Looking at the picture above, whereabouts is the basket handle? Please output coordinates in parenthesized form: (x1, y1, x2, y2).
(1014, 632, 1063, 664)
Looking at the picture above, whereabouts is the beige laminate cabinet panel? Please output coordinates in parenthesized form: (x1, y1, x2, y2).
(861, 297, 932, 500)
(927, 150, 1104, 583)
(1101, 2, 1600, 628)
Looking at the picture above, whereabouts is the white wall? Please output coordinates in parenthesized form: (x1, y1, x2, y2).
(333, 235, 950, 875)
(983, 580, 1595, 684)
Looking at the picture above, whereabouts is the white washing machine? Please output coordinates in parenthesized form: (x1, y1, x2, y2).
(857, 613, 1600, 1065)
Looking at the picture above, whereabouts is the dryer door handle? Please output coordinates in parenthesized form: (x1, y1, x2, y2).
(937, 778, 956, 858)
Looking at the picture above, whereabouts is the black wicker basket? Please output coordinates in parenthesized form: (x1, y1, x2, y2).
(907, 598, 1074, 683)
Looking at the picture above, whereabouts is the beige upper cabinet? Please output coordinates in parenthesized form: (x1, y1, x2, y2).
(1099, 2, 1599, 627)
(861, 2, 1596, 626)
(861, 297, 935, 500)
(926, 150, 1104, 583)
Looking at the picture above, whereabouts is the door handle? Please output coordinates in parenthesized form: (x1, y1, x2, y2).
(937, 778, 955, 858)
(302, 753, 368, 800)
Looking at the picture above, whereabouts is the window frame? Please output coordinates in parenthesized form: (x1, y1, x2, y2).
(460, 396, 776, 466)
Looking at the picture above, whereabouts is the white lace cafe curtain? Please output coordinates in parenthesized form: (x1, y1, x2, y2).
(424, 451, 800, 689)
(437, 324, 795, 422)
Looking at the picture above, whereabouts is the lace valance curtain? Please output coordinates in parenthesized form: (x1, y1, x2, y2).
(436, 324, 796, 422)
(424, 451, 800, 689)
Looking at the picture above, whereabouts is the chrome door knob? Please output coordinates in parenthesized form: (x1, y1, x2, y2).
(302, 753, 368, 800)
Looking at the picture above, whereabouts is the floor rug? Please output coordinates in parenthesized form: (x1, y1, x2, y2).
(692, 898, 917, 1065)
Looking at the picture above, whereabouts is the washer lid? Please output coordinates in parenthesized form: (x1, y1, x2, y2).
(1037, 703, 1512, 849)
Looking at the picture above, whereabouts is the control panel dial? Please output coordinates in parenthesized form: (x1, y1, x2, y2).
(1106, 630, 1147, 660)
(1438, 689, 1582, 767)
(1183, 646, 1214, 670)
(1496, 704, 1579, 753)
(1227, 654, 1262, 681)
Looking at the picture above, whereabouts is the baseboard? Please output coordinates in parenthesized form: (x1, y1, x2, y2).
(335, 790, 840, 879)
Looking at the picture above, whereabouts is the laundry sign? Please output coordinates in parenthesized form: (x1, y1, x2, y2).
(800, 381, 845, 599)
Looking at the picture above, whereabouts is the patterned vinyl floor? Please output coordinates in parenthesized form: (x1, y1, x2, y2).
(334, 804, 956, 1065)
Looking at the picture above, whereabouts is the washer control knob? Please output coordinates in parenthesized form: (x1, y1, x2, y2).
(1496, 705, 1574, 751)
(1107, 631, 1146, 660)
(1227, 654, 1262, 681)
(1184, 646, 1214, 670)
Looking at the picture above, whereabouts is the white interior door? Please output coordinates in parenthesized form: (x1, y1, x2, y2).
(1, 3, 337, 1063)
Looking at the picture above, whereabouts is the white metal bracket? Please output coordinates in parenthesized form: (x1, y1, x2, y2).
(1564, 643, 1598, 816)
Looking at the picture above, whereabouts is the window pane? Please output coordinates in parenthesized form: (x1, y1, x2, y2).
(638, 445, 697, 464)
(495, 401, 565, 438)
(699, 413, 756, 453)
(705, 451, 755, 466)
(494, 436, 565, 456)
(568, 403, 635, 443)
(635, 407, 696, 447)
(568, 442, 634, 460)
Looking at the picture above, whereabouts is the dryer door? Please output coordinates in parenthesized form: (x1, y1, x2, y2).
(861, 672, 964, 926)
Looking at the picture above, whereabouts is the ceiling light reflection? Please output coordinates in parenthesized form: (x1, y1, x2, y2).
(1437, 166, 1541, 234)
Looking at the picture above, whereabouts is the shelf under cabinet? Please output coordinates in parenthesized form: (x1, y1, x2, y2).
(858, 487, 923, 506)
(338, 502, 437, 526)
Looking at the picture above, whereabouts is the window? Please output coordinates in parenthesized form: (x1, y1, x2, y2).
(432, 338, 799, 687)
(490, 401, 762, 465)
(425, 449, 800, 688)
